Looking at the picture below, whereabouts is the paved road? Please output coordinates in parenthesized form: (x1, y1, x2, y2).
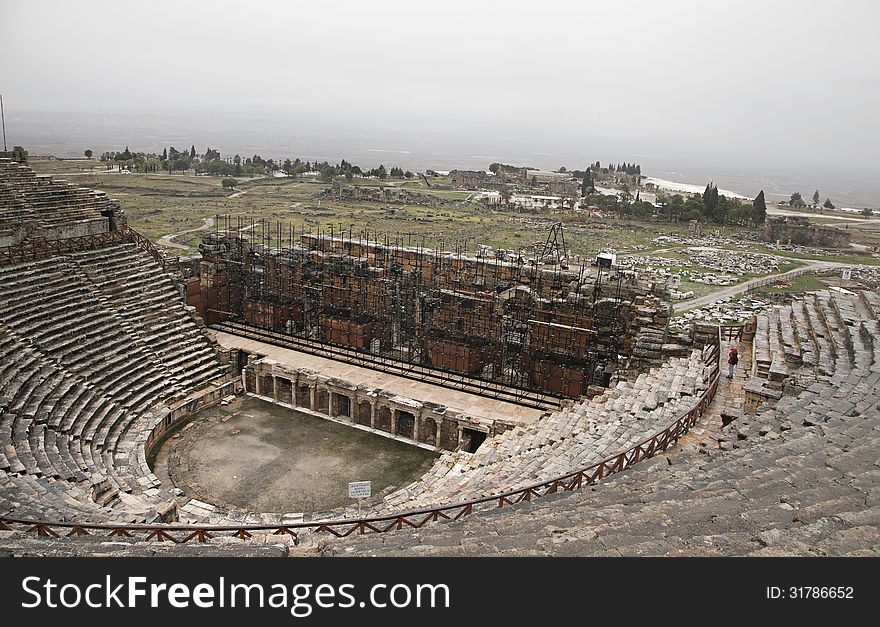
(673, 259, 846, 313)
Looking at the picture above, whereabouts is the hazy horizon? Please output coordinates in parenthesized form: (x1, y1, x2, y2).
(2, 0, 879, 206)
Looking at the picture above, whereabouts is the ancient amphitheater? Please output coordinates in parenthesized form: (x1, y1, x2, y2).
(1, 157, 878, 557)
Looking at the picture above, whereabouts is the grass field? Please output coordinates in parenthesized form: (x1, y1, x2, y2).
(750, 274, 829, 296)
(29, 160, 705, 257)
(28, 158, 106, 175)
(27, 161, 877, 277)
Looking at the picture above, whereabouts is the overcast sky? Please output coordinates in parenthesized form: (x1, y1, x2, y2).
(2, 0, 879, 196)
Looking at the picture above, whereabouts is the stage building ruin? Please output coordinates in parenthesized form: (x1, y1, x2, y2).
(190, 218, 671, 410)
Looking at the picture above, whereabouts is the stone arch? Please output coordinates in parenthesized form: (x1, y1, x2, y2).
(397, 410, 415, 439)
(296, 384, 311, 409)
(315, 388, 330, 414)
(375, 405, 392, 433)
(335, 394, 351, 418)
(356, 400, 372, 426)
(420, 417, 437, 446)
(277, 377, 293, 404)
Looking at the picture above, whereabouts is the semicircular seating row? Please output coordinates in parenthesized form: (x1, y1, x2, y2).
(375, 344, 715, 514)
(0, 160, 112, 233)
(0, 243, 228, 523)
(336, 289, 880, 556)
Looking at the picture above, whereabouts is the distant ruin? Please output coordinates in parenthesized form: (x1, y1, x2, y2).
(762, 216, 851, 249)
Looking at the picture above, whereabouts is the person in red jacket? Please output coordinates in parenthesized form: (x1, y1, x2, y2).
(727, 347, 739, 379)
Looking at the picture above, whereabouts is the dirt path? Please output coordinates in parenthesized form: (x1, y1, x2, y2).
(157, 216, 215, 251)
(228, 180, 303, 199)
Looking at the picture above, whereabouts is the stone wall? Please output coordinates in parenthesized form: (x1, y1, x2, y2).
(241, 356, 515, 452)
(450, 170, 486, 189)
(143, 380, 240, 460)
(198, 230, 671, 399)
(762, 216, 851, 249)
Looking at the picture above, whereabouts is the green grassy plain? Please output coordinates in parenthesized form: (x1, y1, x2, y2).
(28, 162, 878, 291)
(751, 274, 829, 296)
(29, 161, 704, 257)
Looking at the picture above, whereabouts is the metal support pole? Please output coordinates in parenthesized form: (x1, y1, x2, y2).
(0, 94, 6, 152)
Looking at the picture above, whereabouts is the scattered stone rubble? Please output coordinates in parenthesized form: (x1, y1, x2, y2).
(671, 296, 777, 330)
(764, 241, 844, 257)
(619, 255, 686, 268)
(620, 247, 784, 299)
(649, 234, 743, 248)
(686, 248, 781, 277)
(621, 248, 781, 279)
(849, 265, 880, 289)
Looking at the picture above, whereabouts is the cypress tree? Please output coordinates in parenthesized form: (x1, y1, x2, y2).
(752, 190, 767, 224)
(703, 182, 719, 220)
(581, 167, 593, 197)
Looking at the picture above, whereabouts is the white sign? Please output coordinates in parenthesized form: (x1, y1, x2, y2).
(842, 268, 852, 281)
(348, 481, 372, 499)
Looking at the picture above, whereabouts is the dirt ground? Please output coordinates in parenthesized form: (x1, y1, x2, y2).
(159, 396, 438, 514)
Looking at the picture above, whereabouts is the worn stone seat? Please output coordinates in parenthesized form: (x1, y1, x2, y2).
(302, 290, 879, 556)
(379, 347, 714, 512)
(0, 230, 227, 523)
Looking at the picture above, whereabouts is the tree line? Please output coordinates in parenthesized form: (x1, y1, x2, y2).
(657, 182, 768, 225)
(578, 181, 768, 226)
(786, 190, 835, 211)
(91, 146, 413, 181)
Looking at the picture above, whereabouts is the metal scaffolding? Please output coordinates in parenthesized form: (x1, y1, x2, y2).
(202, 217, 645, 408)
